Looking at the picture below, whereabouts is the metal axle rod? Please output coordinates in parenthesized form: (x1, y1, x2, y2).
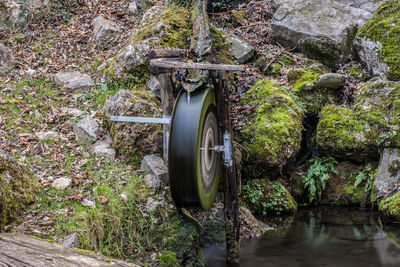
(110, 116, 171, 125)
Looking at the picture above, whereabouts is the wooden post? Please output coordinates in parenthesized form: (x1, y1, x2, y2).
(212, 71, 240, 264)
(157, 73, 174, 162)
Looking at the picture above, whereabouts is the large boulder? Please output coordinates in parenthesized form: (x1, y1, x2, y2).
(271, 0, 372, 68)
(0, 43, 14, 74)
(104, 90, 163, 164)
(102, 6, 190, 79)
(355, 1, 400, 80)
(0, 149, 35, 230)
(374, 148, 400, 199)
(334, 0, 384, 13)
(237, 79, 304, 177)
(317, 80, 400, 160)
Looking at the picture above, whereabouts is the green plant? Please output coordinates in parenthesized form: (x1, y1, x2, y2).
(353, 164, 377, 193)
(303, 157, 338, 203)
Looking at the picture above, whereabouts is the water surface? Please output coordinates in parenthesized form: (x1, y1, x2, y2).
(204, 207, 400, 266)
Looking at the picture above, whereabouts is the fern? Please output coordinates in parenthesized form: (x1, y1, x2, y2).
(303, 157, 338, 203)
(353, 164, 377, 193)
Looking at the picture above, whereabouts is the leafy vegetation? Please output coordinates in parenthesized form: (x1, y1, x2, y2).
(303, 157, 338, 203)
(242, 179, 297, 215)
(352, 164, 377, 194)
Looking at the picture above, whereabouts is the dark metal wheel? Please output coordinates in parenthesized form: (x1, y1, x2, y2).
(168, 87, 221, 210)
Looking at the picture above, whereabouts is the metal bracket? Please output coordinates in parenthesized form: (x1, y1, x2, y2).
(222, 131, 233, 167)
(202, 131, 233, 167)
(110, 116, 171, 125)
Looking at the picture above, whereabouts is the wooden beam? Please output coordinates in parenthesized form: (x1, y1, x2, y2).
(212, 71, 240, 264)
(150, 58, 245, 72)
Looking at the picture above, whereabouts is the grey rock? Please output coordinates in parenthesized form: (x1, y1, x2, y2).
(60, 107, 85, 117)
(334, 0, 384, 13)
(92, 138, 116, 159)
(54, 72, 95, 90)
(143, 173, 160, 189)
(82, 199, 96, 208)
(35, 131, 59, 141)
(141, 6, 164, 24)
(141, 155, 168, 185)
(114, 38, 156, 76)
(147, 75, 161, 98)
(62, 233, 79, 248)
(146, 197, 162, 212)
(229, 34, 254, 64)
(92, 15, 122, 42)
(73, 116, 99, 144)
(52, 178, 72, 190)
(354, 37, 388, 78)
(315, 73, 347, 89)
(196, 201, 273, 245)
(271, 0, 372, 68)
(0, 43, 14, 74)
(374, 148, 400, 198)
(26, 68, 37, 77)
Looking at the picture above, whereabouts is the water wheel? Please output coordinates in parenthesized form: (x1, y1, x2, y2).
(168, 87, 221, 210)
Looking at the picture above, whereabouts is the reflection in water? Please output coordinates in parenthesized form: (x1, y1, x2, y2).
(204, 207, 400, 267)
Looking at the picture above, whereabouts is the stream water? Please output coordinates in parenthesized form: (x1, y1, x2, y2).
(204, 207, 400, 266)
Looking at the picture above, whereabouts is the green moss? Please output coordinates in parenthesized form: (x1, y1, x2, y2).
(277, 54, 294, 66)
(209, 26, 233, 64)
(238, 79, 303, 175)
(159, 251, 180, 267)
(267, 63, 282, 76)
(231, 10, 246, 26)
(0, 157, 37, 230)
(347, 66, 369, 81)
(379, 192, 400, 220)
(242, 179, 298, 215)
(133, 7, 191, 49)
(317, 106, 364, 155)
(357, 1, 400, 80)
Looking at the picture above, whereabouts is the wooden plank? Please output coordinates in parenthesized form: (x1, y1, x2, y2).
(150, 58, 245, 72)
(0, 233, 138, 267)
(156, 73, 175, 163)
(212, 72, 240, 264)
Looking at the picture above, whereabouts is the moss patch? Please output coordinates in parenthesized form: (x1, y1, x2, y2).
(242, 179, 297, 215)
(357, 1, 400, 80)
(317, 80, 400, 160)
(237, 79, 304, 176)
(379, 192, 400, 220)
(0, 151, 36, 230)
(287, 67, 338, 113)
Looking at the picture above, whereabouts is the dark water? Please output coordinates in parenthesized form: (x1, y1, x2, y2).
(204, 207, 400, 267)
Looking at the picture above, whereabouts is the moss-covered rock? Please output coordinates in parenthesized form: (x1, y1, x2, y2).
(104, 89, 163, 164)
(356, 0, 400, 80)
(379, 192, 400, 221)
(317, 80, 400, 160)
(242, 179, 298, 215)
(288, 67, 341, 113)
(237, 79, 304, 176)
(0, 149, 36, 230)
(320, 161, 377, 206)
(102, 6, 191, 79)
